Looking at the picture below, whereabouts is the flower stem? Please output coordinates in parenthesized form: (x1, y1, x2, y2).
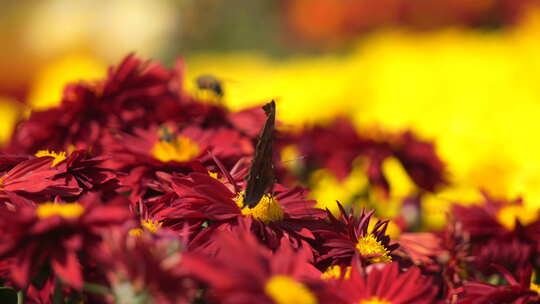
(16, 289, 24, 304)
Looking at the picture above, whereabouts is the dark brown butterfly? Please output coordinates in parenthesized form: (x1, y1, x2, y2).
(243, 100, 276, 208)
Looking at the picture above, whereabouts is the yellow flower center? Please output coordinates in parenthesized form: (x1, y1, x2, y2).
(128, 219, 162, 237)
(497, 205, 539, 230)
(356, 234, 392, 263)
(531, 282, 540, 295)
(36, 202, 84, 219)
(234, 193, 284, 223)
(208, 171, 219, 179)
(359, 297, 391, 304)
(321, 265, 351, 280)
(128, 228, 144, 237)
(151, 136, 200, 163)
(35, 150, 67, 166)
(265, 275, 317, 304)
(141, 219, 162, 233)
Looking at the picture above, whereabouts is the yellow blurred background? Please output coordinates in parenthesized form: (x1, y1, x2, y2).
(3, 0, 540, 228)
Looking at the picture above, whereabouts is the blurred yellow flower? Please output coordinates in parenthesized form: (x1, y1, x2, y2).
(28, 53, 106, 110)
(0, 97, 22, 145)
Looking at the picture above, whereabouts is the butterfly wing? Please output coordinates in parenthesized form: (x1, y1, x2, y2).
(243, 100, 276, 208)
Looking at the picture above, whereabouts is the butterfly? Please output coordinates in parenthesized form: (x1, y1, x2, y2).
(243, 100, 276, 208)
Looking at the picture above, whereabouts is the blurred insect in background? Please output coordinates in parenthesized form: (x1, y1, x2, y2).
(158, 125, 175, 142)
(195, 74, 224, 103)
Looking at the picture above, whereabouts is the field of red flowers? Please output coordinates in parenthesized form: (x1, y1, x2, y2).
(0, 54, 539, 304)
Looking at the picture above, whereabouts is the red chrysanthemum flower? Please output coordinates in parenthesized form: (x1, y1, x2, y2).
(336, 262, 440, 304)
(107, 124, 252, 170)
(392, 131, 446, 192)
(103, 123, 252, 203)
(184, 226, 338, 304)
(452, 196, 540, 277)
(36, 149, 120, 201)
(285, 118, 446, 196)
(0, 193, 130, 289)
(154, 167, 326, 254)
(7, 54, 188, 154)
(97, 227, 197, 304)
(454, 265, 540, 304)
(315, 203, 398, 269)
(0, 156, 77, 205)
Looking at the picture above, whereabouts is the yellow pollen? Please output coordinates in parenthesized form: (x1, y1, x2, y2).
(141, 219, 162, 233)
(234, 193, 284, 223)
(36, 202, 84, 219)
(151, 136, 200, 163)
(128, 228, 144, 237)
(265, 275, 317, 304)
(321, 265, 351, 280)
(531, 271, 540, 295)
(208, 171, 219, 179)
(356, 234, 392, 263)
(359, 297, 391, 304)
(531, 282, 540, 295)
(497, 205, 539, 231)
(35, 150, 67, 166)
(67, 144, 77, 154)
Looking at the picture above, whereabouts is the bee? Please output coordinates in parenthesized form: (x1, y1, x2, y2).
(195, 74, 224, 98)
(158, 125, 174, 142)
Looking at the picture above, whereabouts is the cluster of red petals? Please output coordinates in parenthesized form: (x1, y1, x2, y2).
(283, 119, 447, 196)
(452, 196, 540, 277)
(183, 226, 332, 304)
(315, 204, 399, 268)
(336, 262, 440, 304)
(0, 54, 539, 303)
(0, 193, 129, 289)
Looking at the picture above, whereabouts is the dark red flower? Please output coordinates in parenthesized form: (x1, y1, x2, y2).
(0, 194, 130, 289)
(154, 167, 326, 254)
(336, 262, 440, 304)
(103, 123, 253, 204)
(286, 118, 446, 196)
(97, 227, 197, 304)
(184, 226, 338, 304)
(0, 156, 76, 205)
(452, 196, 540, 277)
(455, 265, 540, 304)
(392, 131, 446, 192)
(315, 203, 398, 269)
(50, 150, 120, 199)
(7, 54, 188, 154)
(106, 123, 252, 170)
(452, 196, 539, 241)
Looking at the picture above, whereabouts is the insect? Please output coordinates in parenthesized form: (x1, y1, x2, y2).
(195, 74, 224, 98)
(243, 100, 276, 208)
(158, 125, 174, 142)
